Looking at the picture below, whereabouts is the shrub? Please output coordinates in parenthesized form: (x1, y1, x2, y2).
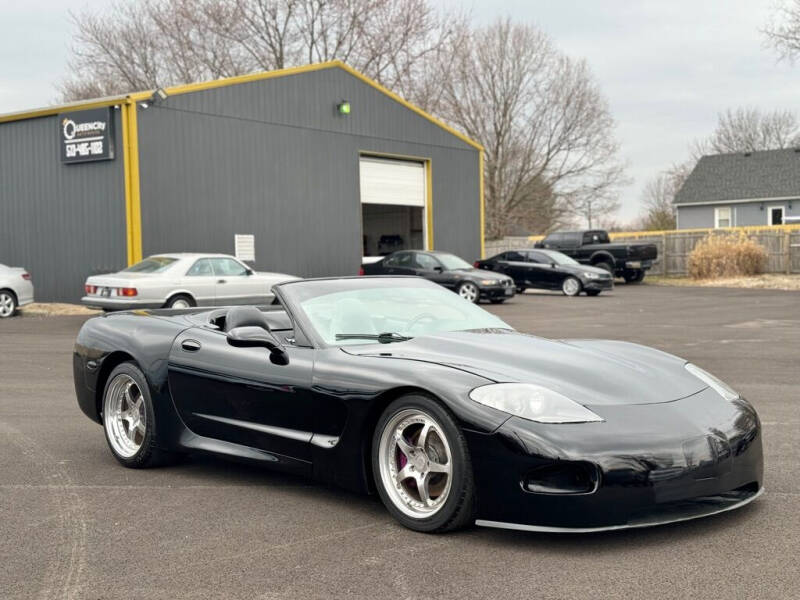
(687, 232, 768, 279)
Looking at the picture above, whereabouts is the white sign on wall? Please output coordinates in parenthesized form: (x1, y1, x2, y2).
(234, 234, 255, 261)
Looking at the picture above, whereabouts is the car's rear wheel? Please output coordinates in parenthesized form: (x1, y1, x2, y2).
(562, 276, 581, 296)
(516, 285, 526, 294)
(102, 362, 165, 468)
(0, 290, 17, 318)
(457, 282, 479, 304)
(373, 395, 475, 533)
(624, 269, 645, 283)
(595, 261, 614, 275)
(165, 294, 195, 309)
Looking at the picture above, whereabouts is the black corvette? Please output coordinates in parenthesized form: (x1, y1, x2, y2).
(361, 250, 515, 303)
(73, 276, 763, 533)
(475, 248, 613, 296)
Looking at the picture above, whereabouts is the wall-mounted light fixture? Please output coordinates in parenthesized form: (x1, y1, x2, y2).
(337, 100, 351, 115)
(759, 203, 764, 211)
(150, 88, 168, 104)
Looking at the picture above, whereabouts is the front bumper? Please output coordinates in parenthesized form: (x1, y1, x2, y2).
(466, 389, 763, 531)
(479, 285, 516, 300)
(81, 296, 164, 310)
(581, 277, 613, 291)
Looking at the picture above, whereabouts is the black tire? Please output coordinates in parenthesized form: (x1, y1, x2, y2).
(586, 290, 602, 296)
(561, 276, 582, 297)
(490, 298, 505, 304)
(516, 286, 526, 294)
(0, 289, 18, 318)
(372, 394, 475, 533)
(102, 362, 167, 468)
(164, 293, 196, 309)
(624, 269, 645, 284)
(595, 261, 614, 275)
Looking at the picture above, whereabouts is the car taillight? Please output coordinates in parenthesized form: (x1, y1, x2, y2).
(358, 268, 365, 276)
(85, 284, 97, 294)
(118, 287, 138, 297)
(21, 272, 31, 280)
(473, 261, 479, 268)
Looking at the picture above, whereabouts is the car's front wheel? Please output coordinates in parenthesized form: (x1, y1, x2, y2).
(372, 395, 475, 533)
(457, 282, 480, 304)
(0, 290, 17, 318)
(102, 362, 166, 468)
(562, 276, 582, 296)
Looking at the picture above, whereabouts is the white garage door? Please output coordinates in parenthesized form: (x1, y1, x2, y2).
(359, 157, 425, 207)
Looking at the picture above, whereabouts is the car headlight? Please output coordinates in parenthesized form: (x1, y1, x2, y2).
(685, 363, 739, 401)
(479, 279, 499, 286)
(469, 383, 604, 424)
(583, 272, 599, 279)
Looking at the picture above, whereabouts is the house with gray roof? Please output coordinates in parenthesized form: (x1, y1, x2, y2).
(674, 148, 800, 229)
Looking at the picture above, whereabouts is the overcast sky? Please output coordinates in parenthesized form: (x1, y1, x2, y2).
(3, 1, 800, 223)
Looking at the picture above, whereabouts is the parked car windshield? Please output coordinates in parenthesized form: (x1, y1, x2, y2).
(436, 253, 473, 271)
(281, 278, 511, 346)
(122, 256, 178, 273)
(544, 251, 579, 266)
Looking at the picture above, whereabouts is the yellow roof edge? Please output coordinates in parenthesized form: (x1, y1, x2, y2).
(0, 61, 484, 151)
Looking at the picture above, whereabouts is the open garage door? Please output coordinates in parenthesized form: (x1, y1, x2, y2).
(359, 156, 427, 256)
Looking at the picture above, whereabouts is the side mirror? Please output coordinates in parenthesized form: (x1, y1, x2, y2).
(433, 266, 444, 273)
(226, 326, 289, 365)
(550, 262, 557, 268)
(245, 268, 254, 276)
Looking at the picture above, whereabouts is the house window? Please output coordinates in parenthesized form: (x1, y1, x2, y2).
(768, 206, 784, 226)
(714, 206, 732, 228)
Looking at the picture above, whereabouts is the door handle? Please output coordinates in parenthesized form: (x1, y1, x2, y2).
(181, 339, 201, 352)
(217, 279, 227, 284)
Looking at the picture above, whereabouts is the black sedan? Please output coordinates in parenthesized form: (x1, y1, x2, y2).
(476, 248, 613, 296)
(361, 250, 515, 303)
(74, 276, 763, 533)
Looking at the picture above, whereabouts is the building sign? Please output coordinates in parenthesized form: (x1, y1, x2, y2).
(235, 234, 255, 261)
(59, 108, 115, 163)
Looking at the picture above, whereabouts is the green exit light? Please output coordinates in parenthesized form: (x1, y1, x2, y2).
(338, 101, 351, 115)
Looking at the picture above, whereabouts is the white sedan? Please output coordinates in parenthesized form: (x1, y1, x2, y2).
(82, 253, 298, 310)
(0, 263, 34, 318)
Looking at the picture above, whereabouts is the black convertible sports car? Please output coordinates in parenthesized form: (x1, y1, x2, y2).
(475, 248, 614, 296)
(73, 276, 763, 533)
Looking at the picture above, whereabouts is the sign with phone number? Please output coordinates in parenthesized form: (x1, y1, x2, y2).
(59, 107, 115, 164)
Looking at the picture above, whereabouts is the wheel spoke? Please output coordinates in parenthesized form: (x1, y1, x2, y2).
(428, 460, 450, 475)
(417, 473, 432, 506)
(417, 422, 432, 448)
(394, 434, 415, 459)
(395, 464, 414, 484)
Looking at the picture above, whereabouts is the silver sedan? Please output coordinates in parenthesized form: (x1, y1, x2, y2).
(82, 253, 298, 310)
(0, 263, 35, 318)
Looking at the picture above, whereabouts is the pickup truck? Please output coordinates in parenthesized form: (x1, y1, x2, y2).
(534, 230, 657, 283)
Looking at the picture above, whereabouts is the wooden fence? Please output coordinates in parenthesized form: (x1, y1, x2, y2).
(484, 225, 800, 276)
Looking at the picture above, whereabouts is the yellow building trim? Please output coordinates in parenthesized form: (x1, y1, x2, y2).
(426, 160, 434, 250)
(0, 96, 129, 124)
(479, 151, 486, 258)
(121, 100, 143, 265)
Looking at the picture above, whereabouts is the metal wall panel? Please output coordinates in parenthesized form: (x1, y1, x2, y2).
(0, 111, 127, 301)
(137, 67, 481, 278)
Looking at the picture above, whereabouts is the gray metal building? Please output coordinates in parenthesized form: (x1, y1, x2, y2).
(0, 61, 484, 302)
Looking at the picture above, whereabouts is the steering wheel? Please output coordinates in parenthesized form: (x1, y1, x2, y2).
(406, 313, 438, 334)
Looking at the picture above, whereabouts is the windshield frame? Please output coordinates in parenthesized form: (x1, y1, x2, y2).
(121, 256, 179, 274)
(274, 276, 513, 349)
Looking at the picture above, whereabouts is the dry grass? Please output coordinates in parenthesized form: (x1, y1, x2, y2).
(20, 303, 100, 316)
(647, 274, 800, 291)
(687, 232, 768, 279)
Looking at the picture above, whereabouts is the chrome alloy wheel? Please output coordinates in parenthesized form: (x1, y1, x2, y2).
(458, 282, 479, 303)
(0, 292, 16, 317)
(103, 374, 146, 458)
(562, 277, 581, 296)
(170, 298, 190, 309)
(378, 409, 453, 519)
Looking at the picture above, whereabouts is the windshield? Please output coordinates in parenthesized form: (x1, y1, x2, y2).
(122, 256, 178, 273)
(285, 279, 511, 346)
(546, 251, 579, 266)
(436, 253, 472, 270)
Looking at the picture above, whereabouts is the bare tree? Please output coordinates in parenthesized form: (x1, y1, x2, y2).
(434, 20, 625, 238)
(764, 0, 800, 62)
(691, 107, 800, 157)
(59, 0, 466, 107)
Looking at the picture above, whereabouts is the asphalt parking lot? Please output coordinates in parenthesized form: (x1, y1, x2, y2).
(1, 284, 799, 599)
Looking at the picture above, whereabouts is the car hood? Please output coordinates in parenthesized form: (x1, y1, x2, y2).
(342, 330, 705, 407)
(456, 268, 509, 281)
(561, 264, 611, 277)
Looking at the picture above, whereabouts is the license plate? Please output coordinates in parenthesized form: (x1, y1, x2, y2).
(101, 287, 111, 297)
(627, 261, 641, 269)
(505, 288, 514, 296)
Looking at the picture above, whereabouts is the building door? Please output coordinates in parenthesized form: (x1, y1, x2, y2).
(768, 206, 785, 226)
(359, 156, 427, 256)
